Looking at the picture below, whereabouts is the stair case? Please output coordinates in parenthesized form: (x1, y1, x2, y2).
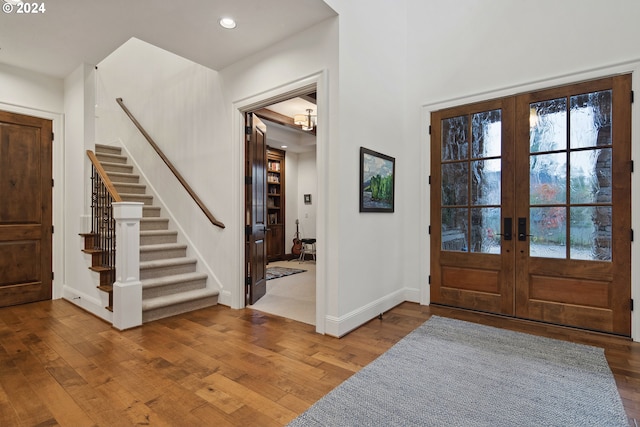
(84, 144, 219, 323)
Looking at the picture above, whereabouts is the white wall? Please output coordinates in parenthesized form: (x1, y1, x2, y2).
(0, 62, 63, 112)
(282, 149, 317, 249)
(61, 63, 115, 318)
(283, 150, 299, 251)
(407, 0, 640, 104)
(297, 151, 317, 240)
(322, 0, 413, 334)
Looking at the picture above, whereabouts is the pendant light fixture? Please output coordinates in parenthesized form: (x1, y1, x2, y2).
(294, 108, 316, 131)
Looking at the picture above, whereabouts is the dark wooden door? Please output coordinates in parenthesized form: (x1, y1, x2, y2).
(431, 75, 632, 336)
(0, 111, 53, 307)
(245, 113, 267, 305)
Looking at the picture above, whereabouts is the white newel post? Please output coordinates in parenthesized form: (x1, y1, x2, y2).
(112, 202, 144, 330)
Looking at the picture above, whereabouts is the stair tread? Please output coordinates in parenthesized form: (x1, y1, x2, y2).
(140, 230, 178, 236)
(96, 153, 127, 161)
(142, 288, 219, 311)
(140, 242, 187, 252)
(141, 271, 207, 287)
(120, 192, 153, 197)
(95, 143, 121, 152)
(141, 217, 169, 222)
(82, 248, 102, 254)
(108, 172, 140, 179)
(90, 266, 113, 272)
(140, 257, 197, 269)
(100, 160, 132, 167)
(114, 183, 146, 189)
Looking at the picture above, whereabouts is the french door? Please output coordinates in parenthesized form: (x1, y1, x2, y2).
(430, 75, 632, 336)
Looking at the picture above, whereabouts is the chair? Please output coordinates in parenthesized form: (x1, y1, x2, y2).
(298, 238, 316, 262)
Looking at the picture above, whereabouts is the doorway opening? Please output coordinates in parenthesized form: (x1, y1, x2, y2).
(244, 90, 318, 325)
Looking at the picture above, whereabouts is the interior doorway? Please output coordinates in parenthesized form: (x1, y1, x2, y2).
(244, 89, 318, 325)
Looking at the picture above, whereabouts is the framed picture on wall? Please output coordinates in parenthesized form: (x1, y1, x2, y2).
(304, 194, 312, 204)
(359, 147, 395, 212)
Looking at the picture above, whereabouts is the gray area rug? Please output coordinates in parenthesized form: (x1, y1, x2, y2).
(288, 316, 628, 427)
(266, 266, 306, 280)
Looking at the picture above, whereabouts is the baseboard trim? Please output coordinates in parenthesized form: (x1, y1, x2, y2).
(218, 289, 232, 307)
(324, 288, 414, 337)
(62, 285, 113, 323)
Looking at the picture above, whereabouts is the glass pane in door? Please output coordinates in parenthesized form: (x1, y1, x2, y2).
(471, 207, 500, 253)
(570, 90, 612, 149)
(528, 89, 614, 261)
(570, 206, 612, 260)
(442, 115, 469, 161)
(471, 159, 500, 205)
(472, 110, 501, 158)
(530, 206, 566, 258)
(570, 149, 612, 204)
(530, 153, 567, 204)
(441, 163, 468, 206)
(529, 98, 567, 152)
(442, 208, 468, 251)
(440, 110, 501, 254)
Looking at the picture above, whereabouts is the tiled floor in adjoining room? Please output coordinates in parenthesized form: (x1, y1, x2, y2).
(249, 259, 316, 325)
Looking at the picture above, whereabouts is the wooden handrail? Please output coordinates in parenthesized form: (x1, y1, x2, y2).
(115, 97, 225, 229)
(87, 150, 122, 202)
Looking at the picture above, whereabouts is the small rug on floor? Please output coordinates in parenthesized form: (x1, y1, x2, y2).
(266, 266, 306, 280)
(287, 316, 628, 427)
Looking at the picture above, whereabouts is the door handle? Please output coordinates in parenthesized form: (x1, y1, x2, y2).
(503, 217, 512, 241)
(497, 217, 512, 241)
(518, 217, 531, 241)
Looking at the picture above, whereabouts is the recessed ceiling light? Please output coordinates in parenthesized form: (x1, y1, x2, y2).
(219, 17, 237, 29)
(281, 145, 288, 149)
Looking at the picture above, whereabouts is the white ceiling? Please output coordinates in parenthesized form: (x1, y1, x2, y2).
(266, 97, 316, 119)
(261, 97, 317, 154)
(261, 117, 317, 154)
(0, 0, 325, 153)
(0, 0, 336, 78)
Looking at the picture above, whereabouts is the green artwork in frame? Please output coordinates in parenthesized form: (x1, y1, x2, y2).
(360, 147, 395, 212)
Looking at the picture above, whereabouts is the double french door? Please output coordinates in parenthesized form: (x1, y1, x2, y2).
(430, 75, 631, 336)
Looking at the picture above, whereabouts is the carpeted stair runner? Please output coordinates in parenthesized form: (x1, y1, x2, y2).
(94, 144, 218, 322)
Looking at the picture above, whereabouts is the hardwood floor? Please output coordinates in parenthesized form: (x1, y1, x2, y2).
(0, 300, 638, 426)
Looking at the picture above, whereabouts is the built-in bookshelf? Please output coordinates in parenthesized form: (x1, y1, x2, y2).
(266, 147, 285, 261)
